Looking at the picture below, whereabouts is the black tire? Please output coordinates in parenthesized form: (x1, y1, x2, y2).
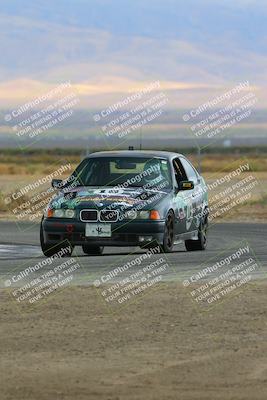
(82, 244, 104, 255)
(185, 216, 208, 251)
(40, 220, 74, 257)
(160, 211, 175, 253)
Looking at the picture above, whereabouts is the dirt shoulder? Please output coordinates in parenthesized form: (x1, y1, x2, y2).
(1, 282, 267, 400)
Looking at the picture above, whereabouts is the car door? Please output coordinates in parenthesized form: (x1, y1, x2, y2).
(179, 156, 203, 232)
(172, 157, 189, 235)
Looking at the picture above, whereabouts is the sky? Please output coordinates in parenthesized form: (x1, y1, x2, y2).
(0, 0, 266, 108)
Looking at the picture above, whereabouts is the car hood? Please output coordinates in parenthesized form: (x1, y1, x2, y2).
(50, 186, 171, 210)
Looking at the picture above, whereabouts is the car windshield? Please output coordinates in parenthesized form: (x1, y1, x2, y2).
(68, 156, 172, 189)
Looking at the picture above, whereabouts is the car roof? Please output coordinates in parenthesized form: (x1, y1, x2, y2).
(87, 150, 183, 160)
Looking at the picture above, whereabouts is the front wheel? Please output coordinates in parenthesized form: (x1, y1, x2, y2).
(185, 216, 208, 251)
(160, 211, 175, 253)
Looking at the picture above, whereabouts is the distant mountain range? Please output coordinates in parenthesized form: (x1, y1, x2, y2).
(0, 108, 266, 149)
(0, 0, 266, 150)
(0, 0, 267, 107)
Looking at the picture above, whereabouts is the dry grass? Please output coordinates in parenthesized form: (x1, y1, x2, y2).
(189, 154, 267, 172)
(0, 151, 266, 175)
(0, 155, 266, 177)
(0, 162, 77, 176)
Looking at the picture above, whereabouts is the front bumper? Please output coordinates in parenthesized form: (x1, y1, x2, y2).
(42, 218, 165, 246)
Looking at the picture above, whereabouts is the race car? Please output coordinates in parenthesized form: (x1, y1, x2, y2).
(40, 150, 209, 256)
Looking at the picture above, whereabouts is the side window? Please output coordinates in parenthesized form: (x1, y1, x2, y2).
(172, 158, 187, 184)
(180, 158, 199, 184)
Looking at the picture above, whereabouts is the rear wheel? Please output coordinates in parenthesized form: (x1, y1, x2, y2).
(185, 216, 208, 251)
(82, 244, 104, 255)
(40, 223, 74, 257)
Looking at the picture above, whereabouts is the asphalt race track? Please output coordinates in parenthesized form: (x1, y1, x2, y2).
(0, 221, 266, 288)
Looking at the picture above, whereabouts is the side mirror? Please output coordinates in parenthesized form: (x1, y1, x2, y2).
(179, 181, 194, 190)
(51, 179, 63, 189)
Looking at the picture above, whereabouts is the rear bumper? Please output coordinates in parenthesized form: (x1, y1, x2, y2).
(42, 218, 165, 246)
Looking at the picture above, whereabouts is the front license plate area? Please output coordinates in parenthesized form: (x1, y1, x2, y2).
(85, 223, 112, 237)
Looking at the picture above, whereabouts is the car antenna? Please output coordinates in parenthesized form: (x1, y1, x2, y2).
(197, 147, 202, 174)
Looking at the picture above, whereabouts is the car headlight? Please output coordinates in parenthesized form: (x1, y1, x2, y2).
(46, 208, 76, 219)
(123, 210, 154, 220)
(139, 211, 150, 219)
(124, 210, 137, 219)
(65, 209, 75, 218)
(54, 209, 65, 218)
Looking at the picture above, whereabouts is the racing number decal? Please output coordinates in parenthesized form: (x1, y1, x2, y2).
(185, 197, 194, 231)
(175, 193, 192, 233)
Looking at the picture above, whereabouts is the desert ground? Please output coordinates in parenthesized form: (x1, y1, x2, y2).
(1, 282, 267, 400)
